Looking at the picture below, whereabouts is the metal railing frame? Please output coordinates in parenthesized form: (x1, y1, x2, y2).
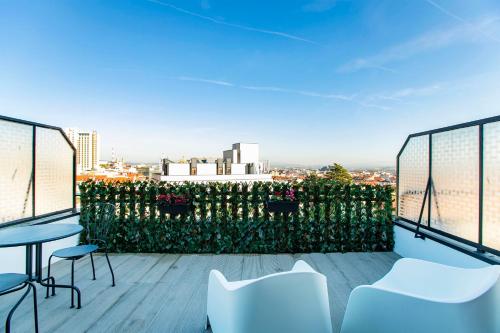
(396, 115, 500, 257)
(0, 115, 77, 228)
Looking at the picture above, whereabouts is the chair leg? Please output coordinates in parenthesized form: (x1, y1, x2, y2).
(5, 283, 31, 333)
(71, 259, 75, 308)
(76, 287, 82, 309)
(206, 315, 211, 330)
(51, 276, 56, 296)
(28, 282, 39, 333)
(68, 258, 82, 309)
(105, 252, 115, 287)
(90, 253, 96, 280)
(46, 255, 53, 298)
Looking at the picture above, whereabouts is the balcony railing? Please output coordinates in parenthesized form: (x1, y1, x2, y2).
(396, 115, 500, 256)
(0, 115, 76, 227)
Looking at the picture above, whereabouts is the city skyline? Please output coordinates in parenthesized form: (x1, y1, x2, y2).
(65, 130, 396, 169)
(2, 0, 500, 167)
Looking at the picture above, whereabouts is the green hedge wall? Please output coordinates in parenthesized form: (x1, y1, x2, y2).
(79, 180, 394, 253)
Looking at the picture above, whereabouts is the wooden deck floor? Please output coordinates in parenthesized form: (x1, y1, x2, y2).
(0, 252, 400, 333)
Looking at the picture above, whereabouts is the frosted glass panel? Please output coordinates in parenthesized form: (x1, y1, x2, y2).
(430, 127, 479, 242)
(483, 122, 500, 250)
(398, 135, 429, 224)
(0, 120, 33, 223)
(35, 127, 73, 215)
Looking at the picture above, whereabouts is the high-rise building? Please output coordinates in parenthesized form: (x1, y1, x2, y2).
(65, 128, 101, 173)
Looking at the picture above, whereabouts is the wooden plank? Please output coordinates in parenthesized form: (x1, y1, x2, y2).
(86, 254, 179, 333)
(51, 254, 164, 333)
(365, 252, 398, 277)
(260, 254, 294, 275)
(0, 252, 398, 333)
(138, 254, 179, 283)
(0, 254, 132, 332)
(326, 253, 369, 287)
(113, 255, 196, 333)
(386, 251, 402, 261)
(259, 254, 280, 275)
(358, 253, 391, 281)
(220, 255, 244, 281)
(0, 255, 93, 314)
(381, 251, 402, 265)
(169, 255, 228, 333)
(13, 254, 139, 332)
(87, 281, 156, 333)
(117, 253, 164, 283)
(301, 253, 352, 333)
(275, 253, 295, 272)
(240, 254, 262, 280)
(145, 255, 216, 332)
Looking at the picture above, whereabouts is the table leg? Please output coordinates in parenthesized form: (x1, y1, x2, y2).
(35, 244, 42, 282)
(25, 245, 33, 281)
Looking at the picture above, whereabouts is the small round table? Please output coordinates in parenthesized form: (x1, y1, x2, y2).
(0, 224, 83, 300)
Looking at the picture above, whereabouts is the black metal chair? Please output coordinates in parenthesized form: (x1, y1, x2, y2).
(46, 203, 116, 308)
(0, 273, 38, 333)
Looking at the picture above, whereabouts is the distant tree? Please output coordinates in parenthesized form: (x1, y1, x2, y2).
(305, 171, 319, 181)
(325, 163, 352, 184)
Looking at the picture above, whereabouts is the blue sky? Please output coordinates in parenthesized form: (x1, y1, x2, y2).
(1, 0, 500, 167)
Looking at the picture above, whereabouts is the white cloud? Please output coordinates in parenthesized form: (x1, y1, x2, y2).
(370, 84, 443, 102)
(424, 0, 468, 24)
(240, 85, 354, 101)
(424, 0, 500, 42)
(356, 101, 392, 111)
(176, 76, 391, 110)
(147, 0, 318, 44)
(338, 17, 500, 72)
(178, 76, 234, 87)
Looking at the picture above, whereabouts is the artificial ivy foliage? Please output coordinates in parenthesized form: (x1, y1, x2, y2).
(79, 179, 394, 253)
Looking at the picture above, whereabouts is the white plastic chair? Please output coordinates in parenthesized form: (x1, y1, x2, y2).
(341, 258, 500, 333)
(206, 260, 332, 333)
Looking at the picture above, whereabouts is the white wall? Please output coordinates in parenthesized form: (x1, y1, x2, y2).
(167, 163, 190, 176)
(0, 215, 81, 274)
(394, 225, 489, 268)
(231, 163, 246, 175)
(237, 143, 259, 165)
(157, 173, 272, 183)
(197, 163, 217, 176)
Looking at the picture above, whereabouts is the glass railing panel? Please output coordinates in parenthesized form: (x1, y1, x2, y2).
(35, 127, 73, 216)
(483, 122, 500, 250)
(398, 135, 429, 225)
(0, 120, 33, 223)
(430, 126, 479, 242)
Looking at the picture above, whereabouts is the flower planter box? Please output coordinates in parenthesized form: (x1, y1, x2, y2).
(266, 200, 299, 214)
(159, 203, 190, 216)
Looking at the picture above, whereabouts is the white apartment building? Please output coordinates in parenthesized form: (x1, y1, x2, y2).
(65, 128, 101, 173)
(223, 143, 266, 174)
(154, 143, 272, 183)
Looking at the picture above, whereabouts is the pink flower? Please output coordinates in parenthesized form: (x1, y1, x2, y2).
(157, 193, 189, 205)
